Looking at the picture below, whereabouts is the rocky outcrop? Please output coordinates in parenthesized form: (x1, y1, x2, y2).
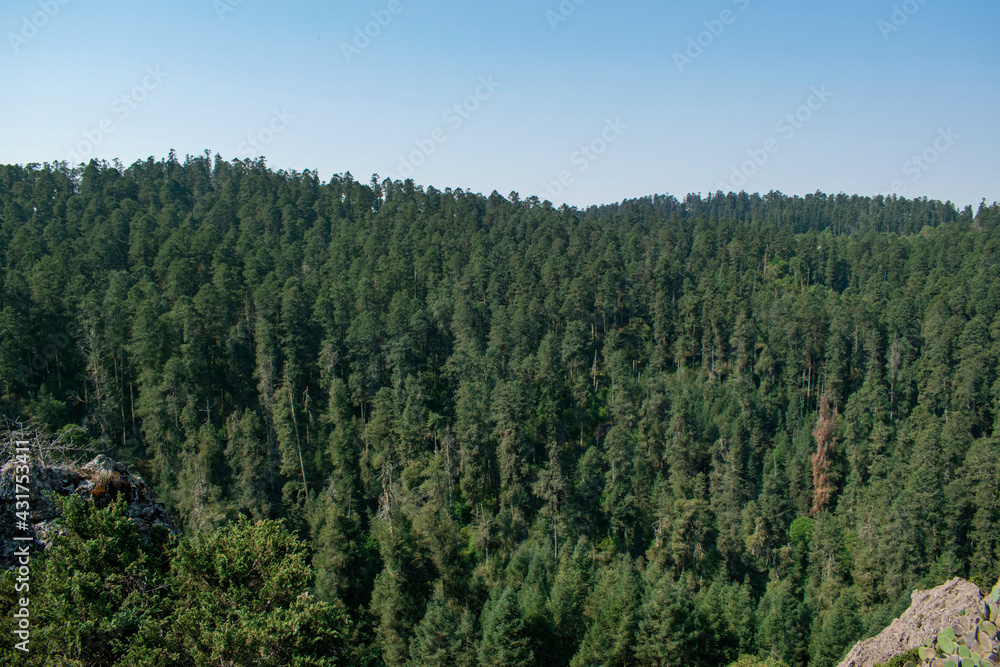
(0, 454, 178, 568)
(838, 577, 985, 667)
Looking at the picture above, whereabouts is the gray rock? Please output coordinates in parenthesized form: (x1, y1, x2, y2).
(837, 577, 985, 667)
(0, 456, 178, 569)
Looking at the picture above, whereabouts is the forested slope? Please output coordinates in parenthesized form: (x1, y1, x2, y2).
(1, 154, 998, 666)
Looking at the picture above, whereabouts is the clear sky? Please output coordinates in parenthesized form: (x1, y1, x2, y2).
(2, 0, 997, 208)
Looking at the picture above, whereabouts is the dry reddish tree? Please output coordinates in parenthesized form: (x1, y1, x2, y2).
(811, 393, 839, 515)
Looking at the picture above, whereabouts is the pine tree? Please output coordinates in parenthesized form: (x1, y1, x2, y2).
(756, 578, 809, 667)
(370, 515, 432, 667)
(547, 538, 591, 665)
(224, 408, 272, 520)
(808, 587, 862, 667)
(407, 581, 469, 667)
(635, 567, 699, 667)
(570, 557, 640, 667)
(478, 585, 533, 667)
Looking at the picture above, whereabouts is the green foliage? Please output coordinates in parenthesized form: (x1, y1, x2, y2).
(873, 647, 920, 667)
(406, 580, 475, 667)
(128, 516, 347, 666)
(810, 587, 865, 667)
(478, 585, 533, 667)
(0, 494, 168, 666)
(571, 556, 640, 667)
(726, 655, 793, 667)
(546, 538, 591, 663)
(756, 578, 812, 666)
(2, 157, 999, 665)
(32, 495, 168, 667)
(369, 514, 435, 667)
(634, 568, 701, 667)
(789, 516, 814, 549)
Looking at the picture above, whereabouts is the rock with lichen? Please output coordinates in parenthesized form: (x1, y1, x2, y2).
(0, 454, 178, 568)
(838, 577, 986, 667)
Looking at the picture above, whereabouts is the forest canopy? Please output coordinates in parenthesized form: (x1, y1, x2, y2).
(1, 154, 998, 666)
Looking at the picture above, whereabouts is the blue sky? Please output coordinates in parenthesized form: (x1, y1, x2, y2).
(2, 0, 997, 208)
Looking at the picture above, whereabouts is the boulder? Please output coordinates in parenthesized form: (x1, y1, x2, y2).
(0, 454, 178, 568)
(838, 577, 985, 667)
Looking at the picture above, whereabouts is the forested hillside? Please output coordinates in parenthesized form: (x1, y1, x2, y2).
(1, 154, 998, 666)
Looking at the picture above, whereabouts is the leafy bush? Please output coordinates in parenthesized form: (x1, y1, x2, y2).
(874, 648, 921, 667)
(126, 516, 349, 666)
(2, 494, 347, 666)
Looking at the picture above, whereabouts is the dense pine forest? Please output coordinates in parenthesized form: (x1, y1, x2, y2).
(1, 153, 998, 666)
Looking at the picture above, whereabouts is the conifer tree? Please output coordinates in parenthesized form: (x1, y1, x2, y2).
(407, 581, 471, 667)
(571, 557, 640, 667)
(478, 585, 533, 667)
